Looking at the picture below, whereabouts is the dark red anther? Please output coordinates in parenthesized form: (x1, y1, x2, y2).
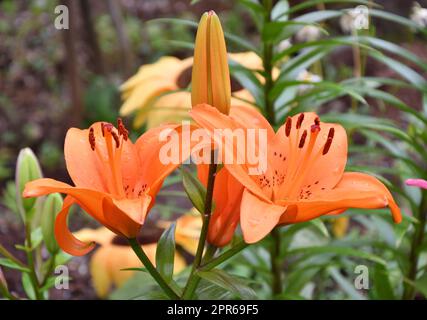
(111, 131, 120, 148)
(311, 124, 320, 133)
(298, 130, 307, 148)
(322, 138, 333, 155)
(101, 122, 113, 136)
(285, 117, 292, 137)
(117, 118, 129, 141)
(89, 127, 96, 151)
(327, 127, 335, 139)
(296, 113, 305, 129)
(322, 128, 335, 155)
(314, 116, 320, 126)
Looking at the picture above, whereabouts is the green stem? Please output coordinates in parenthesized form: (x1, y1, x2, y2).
(40, 254, 56, 288)
(182, 151, 218, 299)
(0, 244, 26, 268)
(262, 0, 283, 298)
(128, 237, 180, 300)
(270, 228, 283, 297)
(182, 245, 216, 300)
(403, 191, 427, 300)
(200, 241, 248, 271)
(262, 0, 275, 125)
(25, 224, 43, 300)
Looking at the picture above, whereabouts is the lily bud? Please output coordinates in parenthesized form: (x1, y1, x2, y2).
(191, 11, 231, 115)
(15, 148, 43, 221)
(41, 193, 63, 254)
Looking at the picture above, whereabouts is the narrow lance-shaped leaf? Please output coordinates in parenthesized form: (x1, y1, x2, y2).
(182, 168, 207, 214)
(155, 222, 176, 283)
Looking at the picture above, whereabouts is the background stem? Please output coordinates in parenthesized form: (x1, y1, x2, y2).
(403, 191, 427, 299)
(25, 224, 43, 300)
(270, 228, 283, 297)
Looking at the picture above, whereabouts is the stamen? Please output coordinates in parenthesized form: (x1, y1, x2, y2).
(285, 117, 292, 137)
(296, 113, 305, 129)
(298, 130, 307, 148)
(88, 127, 96, 151)
(322, 128, 335, 155)
(311, 124, 320, 133)
(314, 117, 320, 126)
(111, 131, 120, 148)
(117, 118, 129, 141)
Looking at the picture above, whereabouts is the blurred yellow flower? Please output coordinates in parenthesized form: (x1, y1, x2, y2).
(75, 212, 201, 298)
(331, 216, 350, 239)
(119, 52, 260, 129)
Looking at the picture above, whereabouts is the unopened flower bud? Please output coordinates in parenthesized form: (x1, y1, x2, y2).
(191, 11, 231, 115)
(41, 193, 63, 254)
(15, 148, 43, 221)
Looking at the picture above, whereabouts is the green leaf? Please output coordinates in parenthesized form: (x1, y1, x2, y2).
(181, 168, 206, 214)
(369, 9, 427, 34)
(120, 267, 147, 273)
(309, 219, 330, 239)
(0, 258, 30, 273)
(371, 264, 395, 299)
(21, 273, 36, 300)
(197, 269, 257, 299)
(263, 21, 328, 43)
(287, 246, 387, 266)
(271, 0, 289, 21)
(415, 273, 427, 298)
(155, 223, 176, 283)
(284, 0, 377, 16)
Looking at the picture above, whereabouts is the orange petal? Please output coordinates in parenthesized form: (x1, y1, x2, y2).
(240, 189, 286, 243)
(334, 172, 401, 223)
(190, 104, 269, 202)
(275, 112, 348, 198)
(230, 105, 275, 141)
(54, 196, 96, 256)
(64, 127, 109, 192)
(136, 123, 206, 197)
(205, 167, 244, 247)
(65, 123, 141, 194)
(23, 178, 141, 236)
(278, 172, 401, 224)
(23, 178, 110, 227)
(103, 195, 152, 238)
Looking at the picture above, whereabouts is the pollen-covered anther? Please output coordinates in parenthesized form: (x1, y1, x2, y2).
(322, 128, 335, 155)
(88, 127, 96, 151)
(311, 124, 320, 133)
(285, 117, 292, 137)
(298, 129, 308, 148)
(296, 113, 305, 129)
(101, 122, 114, 135)
(117, 118, 129, 141)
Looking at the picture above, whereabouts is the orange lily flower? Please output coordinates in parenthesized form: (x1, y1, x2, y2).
(190, 104, 402, 243)
(198, 164, 244, 247)
(23, 120, 189, 256)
